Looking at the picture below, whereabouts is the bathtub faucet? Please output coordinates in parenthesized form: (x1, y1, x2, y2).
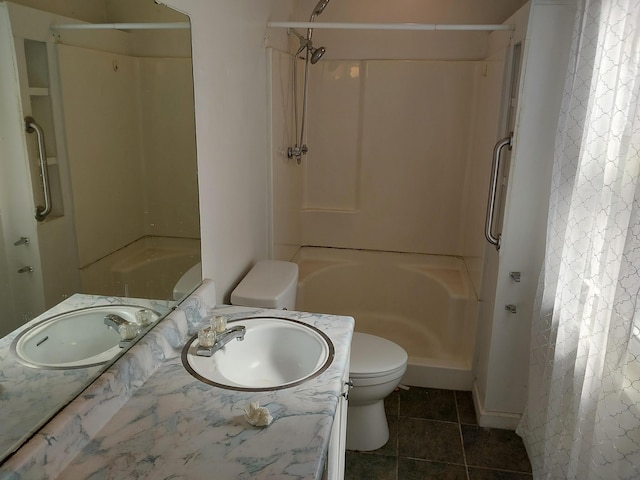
(196, 325, 246, 357)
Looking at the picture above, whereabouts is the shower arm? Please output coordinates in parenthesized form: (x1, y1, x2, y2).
(288, 28, 311, 52)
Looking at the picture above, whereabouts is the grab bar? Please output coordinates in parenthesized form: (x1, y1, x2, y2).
(485, 133, 513, 250)
(25, 116, 52, 221)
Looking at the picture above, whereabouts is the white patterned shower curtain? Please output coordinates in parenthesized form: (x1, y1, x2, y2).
(516, 0, 640, 478)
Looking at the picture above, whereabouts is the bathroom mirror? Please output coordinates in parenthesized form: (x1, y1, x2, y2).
(0, 0, 199, 464)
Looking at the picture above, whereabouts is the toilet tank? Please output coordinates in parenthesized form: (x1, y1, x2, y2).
(230, 260, 298, 310)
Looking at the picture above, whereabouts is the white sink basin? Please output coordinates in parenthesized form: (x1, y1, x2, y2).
(182, 317, 334, 391)
(11, 305, 158, 369)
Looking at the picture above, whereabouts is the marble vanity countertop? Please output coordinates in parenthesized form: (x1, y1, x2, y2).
(0, 294, 173, 463)
(1, 280, 354, 480)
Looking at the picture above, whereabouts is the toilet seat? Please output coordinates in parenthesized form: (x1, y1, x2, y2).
(350, 332, 407, 386)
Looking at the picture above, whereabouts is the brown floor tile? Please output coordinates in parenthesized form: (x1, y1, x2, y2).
(455, 390, 478, 425)
(462, 425, 532, 473)
(345, 389, 533, 479)
(468, 467, 533, 479)
(399, 458, 467, 479)
(345, 452, 397, 480)
(400, 387, 458, 422)
(399, 417, 464, 464)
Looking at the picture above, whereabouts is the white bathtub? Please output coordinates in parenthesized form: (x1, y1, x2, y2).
(293, 247, 478, 390)
(80, 236, 201, 301)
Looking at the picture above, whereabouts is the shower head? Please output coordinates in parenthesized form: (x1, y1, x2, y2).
(312, 0, 331, 17)
(306, 0, 331, 51)
(310, 46, 326, 64)
(289, 28, 326, 64)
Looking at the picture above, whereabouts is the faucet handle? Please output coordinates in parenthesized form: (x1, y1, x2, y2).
(211, 315, 227, 333)
(198, 327, 216, 348)
(118, 323, 139, 341)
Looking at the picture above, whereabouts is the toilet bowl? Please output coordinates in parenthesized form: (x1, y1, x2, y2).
(347, 332, 407, 451)
(230, 260, 408, 452)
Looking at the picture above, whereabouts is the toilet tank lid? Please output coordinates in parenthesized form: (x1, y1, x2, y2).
(230, 260, 298, 307)
(350, 332, 408, 376)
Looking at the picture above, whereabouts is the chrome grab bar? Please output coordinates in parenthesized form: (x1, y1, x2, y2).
(485, 133, 513, 250)
(24, 116, 52, 221)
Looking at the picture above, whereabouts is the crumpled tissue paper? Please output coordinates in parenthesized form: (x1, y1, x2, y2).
(244, 401, 273, 427)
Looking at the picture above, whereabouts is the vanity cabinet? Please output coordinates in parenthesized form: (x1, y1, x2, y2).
(324, 355, 350, 480)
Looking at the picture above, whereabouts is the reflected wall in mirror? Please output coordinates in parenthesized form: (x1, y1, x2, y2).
(0, 0, 200, 339)
(0, 0, 199, 464)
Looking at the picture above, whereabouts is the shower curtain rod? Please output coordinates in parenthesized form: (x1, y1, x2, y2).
(268, 21, 513, 31)
(51, 22, 190, 31)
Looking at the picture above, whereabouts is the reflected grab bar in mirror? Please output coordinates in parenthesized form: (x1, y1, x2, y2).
(485, 133, 513, 250)
(25, 116, 52, 221)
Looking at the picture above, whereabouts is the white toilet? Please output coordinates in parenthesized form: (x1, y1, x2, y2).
(347, 332, 407, 451)
(230, 259, 408, 452)
(173, 262, 203, 300)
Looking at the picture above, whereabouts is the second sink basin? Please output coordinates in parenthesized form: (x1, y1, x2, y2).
(182, 316, 334, 391)
(12, 305, 159, 369)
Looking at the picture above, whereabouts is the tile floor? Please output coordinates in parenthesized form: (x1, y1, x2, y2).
(345, 387, 532, 480)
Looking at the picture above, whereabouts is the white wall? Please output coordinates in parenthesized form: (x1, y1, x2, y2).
(460, 30, 512, 294)
(0, 3, 51, 333)
(164, 0, 295, 303)
(302, 59, 484, 255)
(3, 0, 107, 23)
(269, 48, 303, 261)
(473, 0, 575, 428)
(294, 0, 525, 62)
(0, 49, 41, 334)
(58, 45, 145, 267)
(106, 0, 192, 58)
(58, 46, 199, 268)
(283, 4, 516, 260)
(138, 57, 199, 239)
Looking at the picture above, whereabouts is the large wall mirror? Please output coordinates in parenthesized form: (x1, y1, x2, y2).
(0, 0, 199, 463)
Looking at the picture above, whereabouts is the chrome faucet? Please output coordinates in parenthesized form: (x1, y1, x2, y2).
(104, 314, 130, 330)
(197, 325, 246, 357)
(104, 314, 139, 347)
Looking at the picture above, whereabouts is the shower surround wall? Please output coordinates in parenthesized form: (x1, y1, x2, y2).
(304, 59, 492, 259)
(269, 48, 303, 262)
(269, 8, 515, 392)
(54, 27, 199, 298)
(271, 27, 509, 293)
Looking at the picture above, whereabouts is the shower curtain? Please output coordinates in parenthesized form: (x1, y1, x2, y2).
(517, 0, 640, 478)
